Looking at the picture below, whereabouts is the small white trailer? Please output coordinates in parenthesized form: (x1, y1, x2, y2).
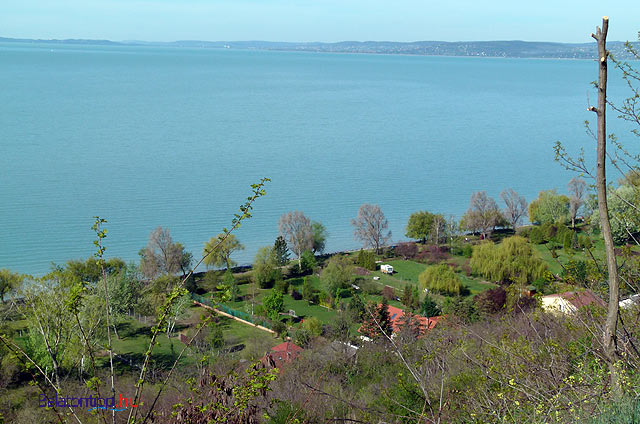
(380, 264, 394, 274)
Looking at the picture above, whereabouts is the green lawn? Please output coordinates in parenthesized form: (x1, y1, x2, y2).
(532, 238, 606, 275)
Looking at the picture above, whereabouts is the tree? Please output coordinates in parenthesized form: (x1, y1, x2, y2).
(396, 311, 424, 343)
(273, 236, 290, 266)
(500, 188, 528, 229)
(420, 295, 440, 318)
(139, 227, 189, 279)
(592, 184, 640, 243)
(460, 191, 504, 239)
(302, 316, 323, 337)
(252, 246, 278, 289)
(263, 290, 284, 321)
(405, 211, 436, 244)
(591, 18, 621, 392)
(320, 255, 354, 297)
(360, 299, 393, 340)
(352, 204, 392, 254)
(0, 269, 22, 303)
(203, 233, 244, 270)
(300, 250, 317, 274)
(311, 221, 327, 254)
(418, 264, 462, 296)
(470, 236, 546, 285)
(568, 178, 586, 228)
(528, 190, 570, 225)
(278, 211, 314, 271)
(356, 249, 377, 270)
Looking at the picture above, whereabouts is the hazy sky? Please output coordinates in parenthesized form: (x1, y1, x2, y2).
(2, 0, 639, 43)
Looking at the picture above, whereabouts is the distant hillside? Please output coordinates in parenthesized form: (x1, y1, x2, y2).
(1, 36, 636, 59)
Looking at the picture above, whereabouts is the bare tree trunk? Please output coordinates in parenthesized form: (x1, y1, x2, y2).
(591, 16, 621, 395)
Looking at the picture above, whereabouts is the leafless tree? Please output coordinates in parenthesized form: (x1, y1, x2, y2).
(590, 17, 622, 393)
(139, 227, 184, 279)
(278, 211, 314, 270)
(351, 204, 392, 254)
(461, 191, 503, 239)
(568, 177, 586, 228)
(500, 188, 528, 230)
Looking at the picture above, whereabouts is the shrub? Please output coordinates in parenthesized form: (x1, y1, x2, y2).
(529, 227, 545, 244)
(474, 287, 507, 315)
(274, 278, 289, 294)
(382, 285, 395, 300)
(291, 288, 302, 300)
(395, 242, 418, 259)
(302, 316, 323, 337)
(419, 264, 462, 296)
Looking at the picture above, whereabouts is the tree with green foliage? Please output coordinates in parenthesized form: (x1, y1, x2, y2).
(273, 235, 290, 266)
(263, 289, 285, 321)
(360, 299, 393, 340)
(253, 246, 278, 289)
(222, 269, 239, 301)
(528, 189, 570, 225)
(0, 269, 23, 303)
(347, 293, 366, 322)
(203, 233, 244, 270)
(470, 236, 546, 285)
(356, 249, 376, 270)
(406, 210, 439, 244)
(302, 276, 315, 302)
(300, 250, 317, 274)
(420, 294, 441, 318)
(320, 255, 354, 298)
(418, 264, 462, 296)
(311, 221, 327, 254)
(591, 184, 640, 244)
(302, 316, 323, 337)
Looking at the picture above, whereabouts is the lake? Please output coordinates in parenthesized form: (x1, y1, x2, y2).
(0, 42, 634, 275)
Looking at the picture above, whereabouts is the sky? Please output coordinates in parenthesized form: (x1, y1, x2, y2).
(2, 0, 639, 43)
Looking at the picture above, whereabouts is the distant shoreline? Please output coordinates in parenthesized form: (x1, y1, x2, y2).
(1, 36, 636, 60)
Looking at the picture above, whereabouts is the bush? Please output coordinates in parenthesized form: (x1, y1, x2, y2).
(291, 288, 302, 300)
(474, 287, 507, 315)
(419, 264, 462, 296)
(529, 227, 545, 244)
(382, 285, 395, 300)
(302, 316, 323, 337)
(274, 278, 289, 294)
(395, 242, 418, 259)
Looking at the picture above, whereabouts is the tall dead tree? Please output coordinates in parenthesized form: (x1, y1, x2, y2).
(589, 16, 621, 392)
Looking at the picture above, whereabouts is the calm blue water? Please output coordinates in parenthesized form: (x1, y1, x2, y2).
(0, 42, 634, 275)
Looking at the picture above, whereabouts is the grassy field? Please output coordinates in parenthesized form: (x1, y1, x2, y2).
(532, 239, 606, 275)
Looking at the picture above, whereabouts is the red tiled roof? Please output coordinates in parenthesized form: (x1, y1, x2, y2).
(271, 341, 304, 354)
(384, 304, 443, 334)
(261, 342, 304, 369)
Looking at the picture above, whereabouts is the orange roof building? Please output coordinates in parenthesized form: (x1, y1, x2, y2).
(261, 341, 304, 369)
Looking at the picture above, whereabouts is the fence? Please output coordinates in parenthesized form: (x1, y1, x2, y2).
(190, 293, 272, 330)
